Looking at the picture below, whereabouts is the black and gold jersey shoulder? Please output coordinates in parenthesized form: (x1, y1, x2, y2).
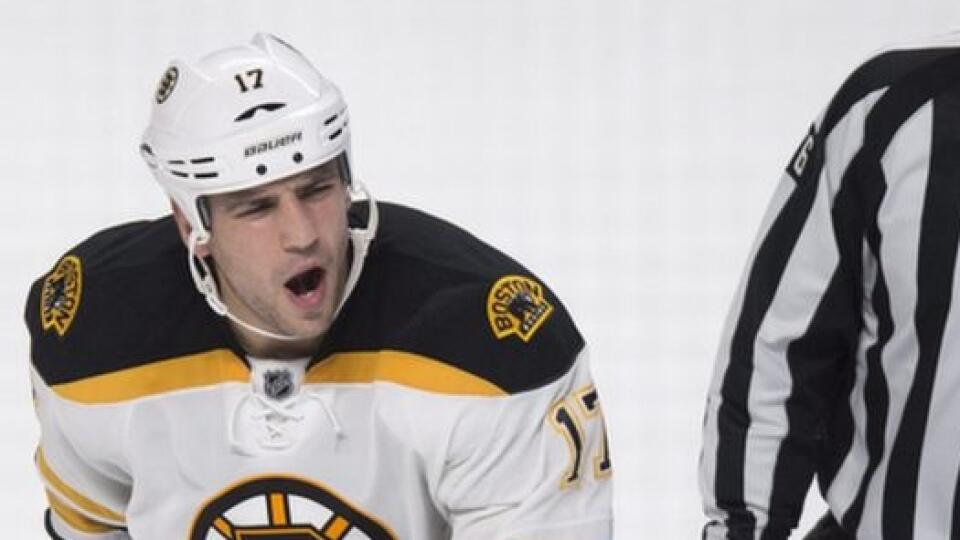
(26, 217, 239, 386)
(321, 202, 585, 395)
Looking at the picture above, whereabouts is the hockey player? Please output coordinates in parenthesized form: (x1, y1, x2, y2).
(27, 34, 612, 539)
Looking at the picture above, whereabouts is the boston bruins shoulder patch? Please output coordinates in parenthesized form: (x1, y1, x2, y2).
(486, 275, 554, 342)
(40, 255, 82, 338)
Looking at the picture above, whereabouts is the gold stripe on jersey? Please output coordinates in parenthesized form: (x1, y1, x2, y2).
(305, 350, 506, 396)
(46, 348, 505, 403)
(47, 490, 116, 533)
(36, 449, 125, 525)
(50, 349, 248, 404)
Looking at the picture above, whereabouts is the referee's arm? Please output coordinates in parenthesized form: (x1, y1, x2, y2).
(699, 88, 867, 539)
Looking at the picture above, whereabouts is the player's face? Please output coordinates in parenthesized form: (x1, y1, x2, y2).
(203, 161, 351, 357)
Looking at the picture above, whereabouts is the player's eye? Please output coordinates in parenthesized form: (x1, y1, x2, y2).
(299, 181, 333, 199)
(235, 199, 274, 217)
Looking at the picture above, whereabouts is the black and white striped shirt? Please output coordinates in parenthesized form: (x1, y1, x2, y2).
(701, 34, 960, 539)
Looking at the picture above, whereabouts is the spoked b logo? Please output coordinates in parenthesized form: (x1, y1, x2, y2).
(190, 476, 396, 539)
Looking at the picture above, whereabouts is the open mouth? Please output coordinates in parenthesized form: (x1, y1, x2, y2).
(284, 266, 325, 298)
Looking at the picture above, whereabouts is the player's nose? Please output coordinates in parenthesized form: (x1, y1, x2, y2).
(277, 197, 319, 253)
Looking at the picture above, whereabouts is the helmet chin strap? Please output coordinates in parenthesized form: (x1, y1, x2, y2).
(186, 180, 379, 343)
(336, 181, 378, 316)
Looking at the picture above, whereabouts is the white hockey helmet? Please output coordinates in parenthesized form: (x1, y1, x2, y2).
(139, 33, 378, 342)
(140, 32, 352, 234)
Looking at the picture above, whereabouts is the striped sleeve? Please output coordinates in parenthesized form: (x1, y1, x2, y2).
(32, 369, 131, 538)
(44, 494, 130, 539)
(700, 53, 902, 540)
(39, 456, 130, 539)
(700, 44, 960, 540)
(699, 109, 863, 540)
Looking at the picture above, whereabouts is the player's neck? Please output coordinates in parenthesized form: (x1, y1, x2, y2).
(232, 325, 323, 359)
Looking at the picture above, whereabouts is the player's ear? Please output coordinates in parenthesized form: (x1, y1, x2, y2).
(171, 201, 211, 258)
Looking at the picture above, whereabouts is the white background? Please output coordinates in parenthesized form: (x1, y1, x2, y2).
(4, 1, 960, 537)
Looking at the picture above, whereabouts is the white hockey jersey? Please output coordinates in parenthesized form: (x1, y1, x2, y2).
(27, 203, 612, 539)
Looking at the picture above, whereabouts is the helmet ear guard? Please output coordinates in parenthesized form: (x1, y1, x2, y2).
(196, 198, 213, 231)
(337, 151, 353, 188)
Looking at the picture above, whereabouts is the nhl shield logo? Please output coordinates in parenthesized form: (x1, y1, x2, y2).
(486, 275, 554, 342)
(263, 369, 295, 400)
(40, 255, 83, 338)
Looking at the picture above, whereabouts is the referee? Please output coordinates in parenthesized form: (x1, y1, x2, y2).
(700, 33, 960, 539)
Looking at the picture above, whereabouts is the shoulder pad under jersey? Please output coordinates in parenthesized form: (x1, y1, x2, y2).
(314, 202, 585, 395)
(26, 216, 239, 387)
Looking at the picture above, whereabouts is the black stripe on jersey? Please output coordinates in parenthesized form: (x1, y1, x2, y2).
(761, 270, 859, 540)
(824, 51, 960, 535)
(882, 78, 960, 539)
(822, 49, 924, 535)
(830, 77, 898, 532)
(44, 509, 65, 540)
(715, 122, 825, 537)
(714, 47, 960, 537)
(945, 85, 960, 536)
(827, 50, 960, 538)
(778, 47, 958, 186)
(818, 47, 960, 150)
(774, 57, 907, 529)
(43, 508, 128, 539)
(815, 48, 906, 530)
(838, 206, 893, 533)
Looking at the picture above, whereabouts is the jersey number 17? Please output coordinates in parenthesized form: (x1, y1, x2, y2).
(549, 384, 612, 489)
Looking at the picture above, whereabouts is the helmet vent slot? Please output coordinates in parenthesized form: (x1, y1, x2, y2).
(166, 157, 218, 180)
(324, 114, 339, 126)
(139, 144, 158, 169)
(328, 128, 343, 140)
